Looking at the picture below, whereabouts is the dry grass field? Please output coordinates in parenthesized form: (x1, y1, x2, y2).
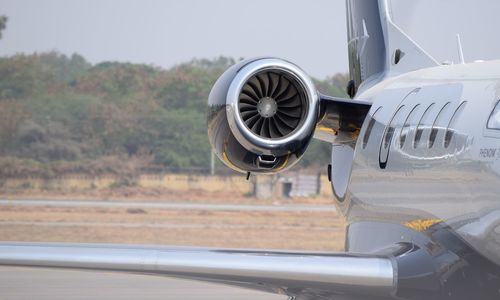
(0, 204, 345, 251)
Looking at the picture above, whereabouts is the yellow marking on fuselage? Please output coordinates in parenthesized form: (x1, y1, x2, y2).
(403, 219, 442, 232)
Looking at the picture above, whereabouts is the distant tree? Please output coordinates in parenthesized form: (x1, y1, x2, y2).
(0, 16, 7, 39)
(313, 73, 349, 98)
(0, 100, 25, 154)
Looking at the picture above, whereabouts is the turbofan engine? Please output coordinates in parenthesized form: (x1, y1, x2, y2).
(207, 58, 319, 174)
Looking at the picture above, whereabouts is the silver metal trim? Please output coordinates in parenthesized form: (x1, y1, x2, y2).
(226, 58, 319, 153)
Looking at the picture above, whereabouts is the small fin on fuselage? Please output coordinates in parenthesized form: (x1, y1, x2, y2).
(347, 0, 439, 95)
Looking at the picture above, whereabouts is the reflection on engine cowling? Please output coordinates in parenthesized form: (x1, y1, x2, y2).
(207, 58, 319, 174)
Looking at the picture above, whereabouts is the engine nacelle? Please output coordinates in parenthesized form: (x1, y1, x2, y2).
(207, 58, 319, 174)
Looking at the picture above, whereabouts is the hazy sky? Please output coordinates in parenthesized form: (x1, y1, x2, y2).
(0, 0, 499, 78)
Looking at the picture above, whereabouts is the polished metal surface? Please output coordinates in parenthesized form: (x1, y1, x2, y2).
(0, 242, 396, 298)
(341, 60, 500, 266)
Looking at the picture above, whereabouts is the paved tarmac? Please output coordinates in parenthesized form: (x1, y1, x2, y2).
(0, 266, 286, 300)
(0, 199, 336, 212)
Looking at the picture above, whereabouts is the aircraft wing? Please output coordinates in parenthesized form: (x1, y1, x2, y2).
(0, 242, 396, 299)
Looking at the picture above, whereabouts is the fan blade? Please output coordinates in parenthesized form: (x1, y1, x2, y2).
(277, 98, 301, 108)
(276, 90, 298, 103)
(279, 105, 302, 112)
(276, 113, 300, 130)
(274, 113, 297, 130)
(277, 108, 301, 118)
(275, 81, 293, 100)
(239, 102, 257, 111)
(241, 88, 259, 102)
(240, 90, 259, 104)
(240, 110, 259, 121)
(246, 113, 261, 129)
(247, 77, 263, 99)
(256, 74, 269, 98)
(271, 76, 287, 98)
(268, 72, 280, 97)
(260, 118, 270, 138)
(266, 72, 273, 96)
(269, 118, 283, 138)
(251, 117, 264, 133)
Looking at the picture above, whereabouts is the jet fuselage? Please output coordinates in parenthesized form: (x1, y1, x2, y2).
(338, 60, 500, 266)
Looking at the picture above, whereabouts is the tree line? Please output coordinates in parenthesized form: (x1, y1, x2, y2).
(0, 52, 348, 177)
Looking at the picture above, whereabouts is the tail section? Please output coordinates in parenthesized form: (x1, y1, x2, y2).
(346, 0, 439, 96)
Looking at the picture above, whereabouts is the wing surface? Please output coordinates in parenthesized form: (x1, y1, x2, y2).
(0, 242, 396, 299)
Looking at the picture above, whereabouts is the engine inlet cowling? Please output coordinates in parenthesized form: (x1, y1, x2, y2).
(207, 58, 319, 174)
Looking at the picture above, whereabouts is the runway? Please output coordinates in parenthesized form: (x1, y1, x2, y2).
(0, 199, 336, 212)
(0, 266, 286, 300)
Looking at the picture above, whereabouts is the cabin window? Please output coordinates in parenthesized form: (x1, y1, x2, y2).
(429, 102, 451, 148)
(383, 105, 406, 149)
(399, 104, 421, 148)
(445, 101, 467, 148)
(414, 103, 435, 148)
(487, 100, 500, 130)
(379, 105, 406, 169)
(362, 107, 381, 149)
